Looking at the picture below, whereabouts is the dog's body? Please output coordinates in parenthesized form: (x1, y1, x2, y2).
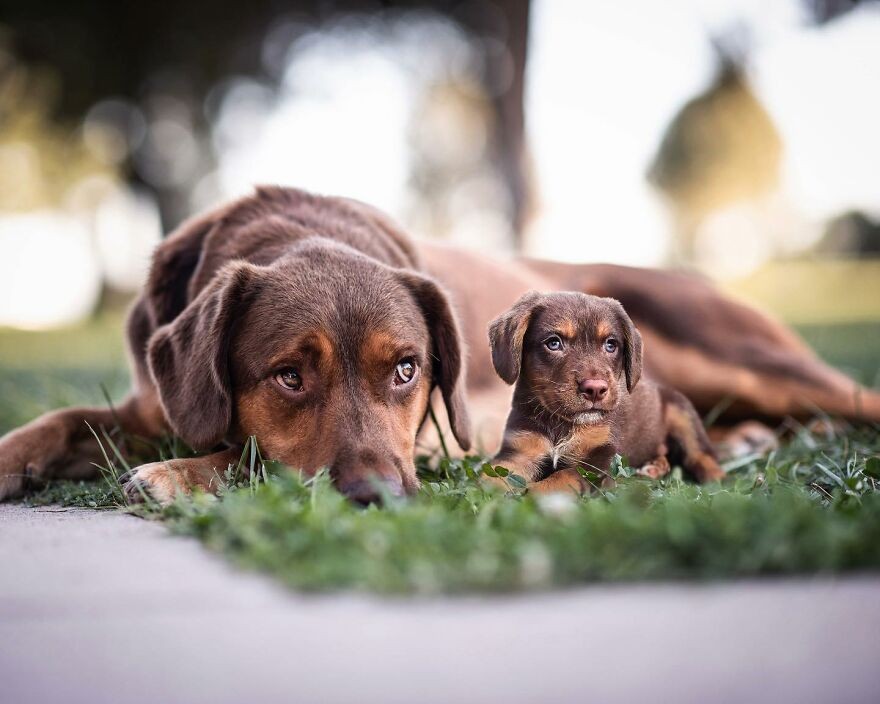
(1, 186, 878, 503)
(488, 292, 723, 493)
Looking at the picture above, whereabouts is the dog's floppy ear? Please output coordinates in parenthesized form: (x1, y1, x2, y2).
(147, 262, 263, 450)
(145, 211, 219, 327)
(398, 272, 472, 452)
(607, 298, 643, 391)
(488, 291, 544, 385)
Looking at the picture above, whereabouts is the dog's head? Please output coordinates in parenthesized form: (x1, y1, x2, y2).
(488, 291, 642, 425)
(146, 241, 470, 504)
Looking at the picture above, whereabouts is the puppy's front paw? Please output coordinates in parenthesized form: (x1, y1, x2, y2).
(121, 462, 190, 506)
(636, 456, 671, 480)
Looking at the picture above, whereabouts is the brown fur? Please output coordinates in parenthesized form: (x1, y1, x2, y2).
(490, 429, 554, 484)
(1, 186, 877, 504)
(489, 291, 724, 492)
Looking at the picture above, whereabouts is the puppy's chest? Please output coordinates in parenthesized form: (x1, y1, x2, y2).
(549, 424, 612, 469)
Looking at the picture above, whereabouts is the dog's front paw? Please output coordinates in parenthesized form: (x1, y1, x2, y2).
(121, 462, 191, 506)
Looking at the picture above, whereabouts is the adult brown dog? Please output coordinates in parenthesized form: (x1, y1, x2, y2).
(0, 186, 878, 504)
(488, 291, 724, 494)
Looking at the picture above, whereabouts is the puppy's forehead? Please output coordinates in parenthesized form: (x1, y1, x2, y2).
(536, 293, 618, 338)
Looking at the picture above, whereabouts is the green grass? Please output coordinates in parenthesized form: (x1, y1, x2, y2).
(0, 311, 129, 434)
(165, 433, 880, 593)
(796, 320, 880, 387)
(18, 422, 880, 594)
(4, 316, 880, 594)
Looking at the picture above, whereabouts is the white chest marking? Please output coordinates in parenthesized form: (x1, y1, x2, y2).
(551, 436, 573, 469)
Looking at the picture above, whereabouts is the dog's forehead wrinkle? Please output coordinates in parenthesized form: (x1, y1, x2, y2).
(262, 258, 420, 329)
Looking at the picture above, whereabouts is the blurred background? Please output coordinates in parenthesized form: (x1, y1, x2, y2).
(0, 0, 878, 432)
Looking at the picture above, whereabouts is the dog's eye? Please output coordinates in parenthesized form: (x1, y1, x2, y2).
(275, 368, 303, 391)
(604, 338, 618, 353)
(545, 336, 563, 351)
(394, 359, 416, 385)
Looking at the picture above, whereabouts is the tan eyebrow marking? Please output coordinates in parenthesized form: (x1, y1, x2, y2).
(595, 321, 612, 340)
(266, 331, 337, 376)
(557, 320, 577, 339)
(360, 330, 399, 366)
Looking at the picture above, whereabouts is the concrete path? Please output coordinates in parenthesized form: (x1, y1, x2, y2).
(1, 504, 879, 704)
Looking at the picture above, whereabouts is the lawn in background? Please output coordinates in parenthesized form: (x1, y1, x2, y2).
(0, 312, 129, 434)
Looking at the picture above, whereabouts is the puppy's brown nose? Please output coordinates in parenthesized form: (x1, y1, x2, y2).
(577, 379, 609, 401)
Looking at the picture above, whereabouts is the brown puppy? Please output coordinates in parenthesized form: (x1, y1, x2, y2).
(488, 291, 724, 493)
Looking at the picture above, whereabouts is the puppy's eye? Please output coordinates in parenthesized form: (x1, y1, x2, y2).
(545, 336, 563, 351)
(394, 358, 417, 385)
(275, 368, 303, 391)
(603, 338, 618, 354)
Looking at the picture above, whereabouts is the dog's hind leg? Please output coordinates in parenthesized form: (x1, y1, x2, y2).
(525, 259, 880, 425)
(663, 392, 725, 483)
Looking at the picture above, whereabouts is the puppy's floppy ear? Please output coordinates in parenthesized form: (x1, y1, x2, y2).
(607, 298, 643, 391)
(147, 262, 263, 450)
(488, 291, 544, 385)
(398, 272, 472, 451)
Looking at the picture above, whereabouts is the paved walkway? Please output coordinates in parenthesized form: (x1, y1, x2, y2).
(1, 503, 879, 704)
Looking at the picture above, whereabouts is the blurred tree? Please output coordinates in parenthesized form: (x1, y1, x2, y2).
(816, 212, 880, 257)
(455, 0, 531, 244)
(805, 0, 865, 23)
(648, 0, 879, 263)
(0, 52, 109, 211)
(647, 52, 782, 262)
(0, 0, 530, 241)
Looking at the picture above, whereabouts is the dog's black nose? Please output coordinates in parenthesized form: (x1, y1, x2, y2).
(335, 477, 405, 506)
(577, 379, 609, 401)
